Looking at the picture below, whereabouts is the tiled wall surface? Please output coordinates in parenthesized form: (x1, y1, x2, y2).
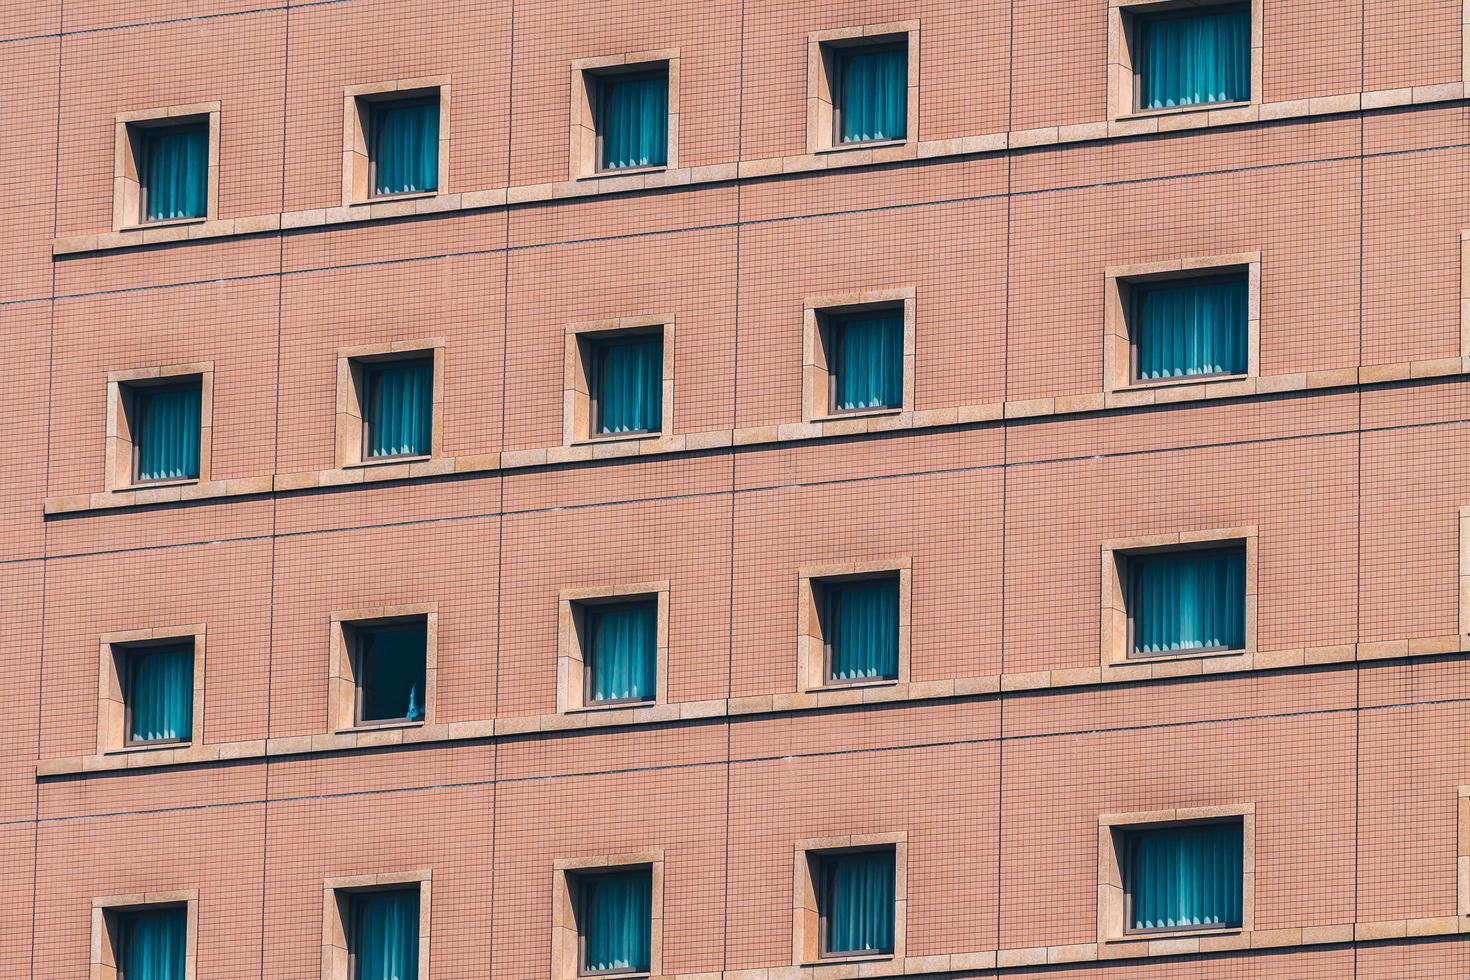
(6, 0, 1470, 976)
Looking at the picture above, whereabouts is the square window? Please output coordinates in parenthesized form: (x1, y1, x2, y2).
(596, 69, 669, 172)
(1129, 273, 1248, 383)
(362, 358, 435, 460)
(1125, 544, 1246, 658)
(832, 42, 908, 146)
(820, 576, 900, 684)
(347, 888, 421, 980)
(1123, 821, 1244, 933)
(825, 309, 904, 413)
(1133, 4, 1251, 112)
(581, 599, 658, 705)
(105, 904, 189, 980)
(125, 380, 203, 485)
(571, 868, 653, 975)
(136, 122, 209, 224)
(350, 620, 428, 725)
(590, 335, 663, 436)
(369, 96, 440, 197)
(816, 849, 896, 957)
(123, 641, 195, 746)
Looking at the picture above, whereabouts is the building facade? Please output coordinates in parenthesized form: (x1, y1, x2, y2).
(4, 0, 1470, 976)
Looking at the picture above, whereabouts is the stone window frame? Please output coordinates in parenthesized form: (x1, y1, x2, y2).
(562, 316, 675, 446)
(321, 870, 432, 980)
(557, 582, 671, 715)
(334, 340, 446, 469)
(113, 102, 221, 232)
(802, 288, 917, 424)
(797, 558, 912, 694)
(569, 50, 681, 181)
(1097, 805, 1255, 947)
(551, 851, 665, 980)
(1458, 785, 1470, 917)
(1103, 254, 1260, 395)
(1100, 527, 1258, 671)
(97, 624, 206, 756)
(1108, 0, 1263, 124)
(1456, 233, 1470, 364)
(1460, 507, 1470, 642)
(92, 889, 199, 980)
(806, 22, 921, 155)
(327, 604, 438, 735)
(342, 77, 451, 207)
(105, 362, 214, 492)
(792, 833, 908, 967)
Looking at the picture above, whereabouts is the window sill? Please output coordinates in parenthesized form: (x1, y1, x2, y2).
(114, 477, 200, 492)
(816, 138, 909, 154)
(574, 430, 664, 446)
(343, 454, 432, 469)
(806, 677, 900, 694)
(1107, 926, 1243, 945)
(338, 719, 424, 734)
(810, 406, 904, 423)
(1118, 372, 1250, 392)
(1117, 99, 1252, 122)
(1121, 646, 1249, 665)
(107, 740, 194, 755)
(802, 952, 894, 967)
(353, 190, 439, 206)
(564, 699, 660, 714)
(116, 215, 208, 233)
(580, 164, 668, 181)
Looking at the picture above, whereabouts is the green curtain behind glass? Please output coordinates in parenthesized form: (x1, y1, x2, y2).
(359, 624, 427, 723)
(1139, 8, 1251, 110)
(1129, 824, 1243, 930)
(366, 361, 433, 458)
(135, 386, 201, 482)
(838, 47, 907, 144)
(588, 602, 657, 703)
(834, 313, 903, 411)
(121, 907, 187, 980)
(354, 890, 419, 980)
(129, 644, 194, 743)
(602, 76, 668, 170)
(1136, 279, 1247, 381)
(829, 579, 899, 682)
(1132, 548, 1245, 655)
(826, 850, 895, 954)
(596, 338, 662, 434)
(583, 870, 652, 973)
(373, 102, 440, 196)
(144, 127, 208, 222)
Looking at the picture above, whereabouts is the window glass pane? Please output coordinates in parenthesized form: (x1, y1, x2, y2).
(135, 385, 201, 483)
(582, 870, 652, 974)
(119, 906, 187, 980)
(128, 644, 194, 743)
(1139, 7, 1251, 111)
(352, 889, 420, 980)
(143, 126, 208, 222)
(586, 601, 657, 703)
(824, 850, 895, 954)
(358, 624, 427, 723)
(365, 360, 434, 459)
(373, 101, 440, 196)
(600, 75, 668, 170)
(595, 338, 662, 435)
(828, 578, 899, 682)
(1129, 823, 1243, 930)
(1131, 547, 1245, 656)
(837, 46, 907, 144)
(833, 312, 903, 411)
(1135, 278, 1247, 381)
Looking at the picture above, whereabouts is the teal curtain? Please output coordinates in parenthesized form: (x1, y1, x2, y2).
(596, 338, 662, 434)
(366, 361, 433, 458)
(129, 644, 194, 743)
(143, 127, 208, 222)
(829, 579, 899, 682)
(601, 75, 668, 170)
(135, 386, 201, 482)
(1132, 548, 1245, 655)
(588, 602, 657, 703)
(583, 870, 652, 974)
(373, 102, 439, 196)
(359, 624, 427, 723)
(120, 906, 187, 980)
(838, 47, 907, 144)
(354, 890, 419, 980)
(1139, 8, 1251, 111)
(834, 313, 903, 411)
(826, 850, 895, 954)
(1129, 824, 1243, 931)
(1136, 279, 1247, 381)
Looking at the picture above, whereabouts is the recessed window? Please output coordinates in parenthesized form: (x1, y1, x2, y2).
(108, 904, 188, 980)
(1133, 4, 1251, 112)
(595, 68, 669, 172)
(832, 41, 908, 145)
(826, 309, 903, 413)
(349, 619, 427, 725)
(580, 599, 658, 706)
(124, 379, 202, 485)
(369, 96, 440, 198)
(347, 888, 421, 980)
(135, 122, 209, 224)
(590, 333, 663, 437)
(123, 642, 195, 746)
(571, 867, 652, 975)
(1126, 544, 1245, 657)
(362, 357, 434, 460)
(1129, 273, 1248, 383)
(816, 848, 896, 958)
(819, 575, 900, 684)
(1123, 821, 1243, 933)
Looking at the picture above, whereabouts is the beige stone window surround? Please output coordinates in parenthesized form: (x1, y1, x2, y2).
(1104, 254, 1260, 395)
(807, 22, 921, 155)
(797, 558, 912, 694)
(557, 582, 670, 715)
(335, 340, 446, 469)
(802, 288, 916, 424)
(322, 870, 432, 980)
(328, 605, 438, 735)
(1461, 507, 1470, 642)
(1108, 0, 1262, 124)
(562, 316, 675, 446)
(92, 889, 199, 980)
(1100, 528, 1258, 670)
(97, 625, 206, 756)
(1455, 233, 1470, 363)
(792, 833, 907, 967)
(551, 852, 664, 980)
(105, 362, 214, 492)
(113, 102, 220, 232)
(1458, 785, 1470, 917)
(342, 77, 451, 207)
(569, 50, 680, 181)
(1098, 805, 1255, 947)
